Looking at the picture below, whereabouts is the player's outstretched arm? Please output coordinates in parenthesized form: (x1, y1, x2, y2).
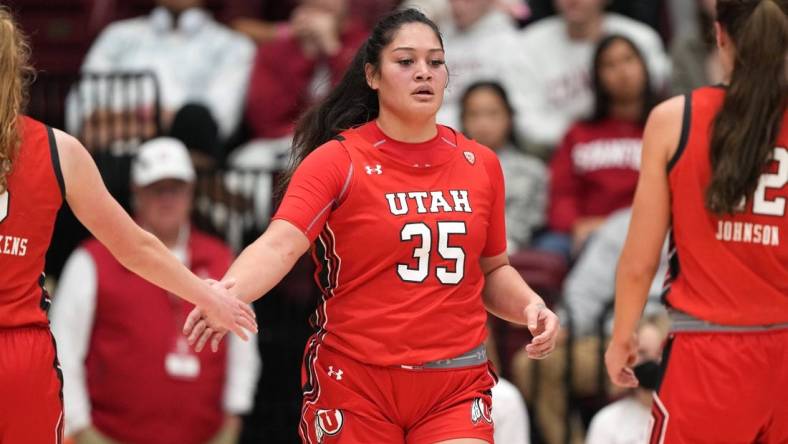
(220, 219, 311, 304)
(55, 129, 257, 339)
(606, 96, 680, 388)
(480, 252, 560, 360)
(183, 219, 311, 352)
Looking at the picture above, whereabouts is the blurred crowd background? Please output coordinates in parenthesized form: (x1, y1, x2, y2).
(7, 0, 720, 443)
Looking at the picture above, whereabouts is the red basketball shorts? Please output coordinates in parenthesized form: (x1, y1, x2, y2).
(649, 328, 788, 444)
(0, 327, 64, 444)
(298, 340, 497, 444)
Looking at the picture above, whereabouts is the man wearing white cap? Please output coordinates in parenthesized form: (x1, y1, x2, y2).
(50, 138, 261, 444)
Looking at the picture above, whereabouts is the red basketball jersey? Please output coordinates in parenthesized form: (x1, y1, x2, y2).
(666, 87, 788, 325)
(308, 127, 506, 367)
(0, 117, 64, 328)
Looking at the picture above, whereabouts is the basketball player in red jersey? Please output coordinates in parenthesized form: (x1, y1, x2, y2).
(606, 1, 788, 442)
(183, 8, 559, 444)
(0, 9, 256, 444)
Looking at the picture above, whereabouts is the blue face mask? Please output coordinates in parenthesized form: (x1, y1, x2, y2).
(633, 360, 661, 391)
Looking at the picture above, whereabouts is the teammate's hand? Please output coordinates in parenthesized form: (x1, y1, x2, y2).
(523, 302, 559, 359)
(192, 278, 256, 347)
(184, 305, 230, 353)
(605, 334, 639, 388)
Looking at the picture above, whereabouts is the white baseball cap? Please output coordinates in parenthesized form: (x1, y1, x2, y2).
(131, 137, 196, 187)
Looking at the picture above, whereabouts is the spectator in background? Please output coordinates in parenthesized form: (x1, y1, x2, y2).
(73, 0, 255, 141)
(585, 316, 668, 444)
(169, 104, 222, 172)
(545, 35, 657, 256)
(230, 0, 395, 44)
(431, 0, 523, 129)
(244, 0, 368, 141)
(228, 0, 368, 238)
(461, 81, 547, 252)
(669, 0, 723, 94)
(514, 0, 669, 158)
(50, 139, 261, 444)
(513, 208, 668, 444)
(485, 331, 531, 444)
(402, 0, 531, 26)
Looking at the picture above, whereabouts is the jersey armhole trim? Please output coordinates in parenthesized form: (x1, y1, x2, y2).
(666, 93, 692, 173)
(46, 126, 66, 199)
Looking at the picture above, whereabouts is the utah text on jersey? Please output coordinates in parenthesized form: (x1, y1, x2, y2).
(385, 190, 472, 216)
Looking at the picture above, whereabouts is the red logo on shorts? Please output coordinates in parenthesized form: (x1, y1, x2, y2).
(315, 408, 344, 442)
(470, 398, 493, 424)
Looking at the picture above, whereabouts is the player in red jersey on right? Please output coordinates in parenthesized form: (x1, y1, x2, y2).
(0, 9, 256, 444)
(606, 1, 787, 442)
(184, 8, 560, 444)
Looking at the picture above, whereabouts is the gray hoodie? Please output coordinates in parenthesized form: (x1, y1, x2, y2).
(561, 207, 668, 338)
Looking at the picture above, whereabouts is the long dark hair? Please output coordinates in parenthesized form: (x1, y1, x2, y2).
(281, 9, 443, 190)
(460, 80, 519, 148)
(706, 0, 788, 214)
(589, 34, 656, 124)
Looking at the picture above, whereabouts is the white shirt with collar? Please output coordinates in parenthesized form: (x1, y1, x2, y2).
(74, 7, 255, 137)
(50, 226, 261, 436)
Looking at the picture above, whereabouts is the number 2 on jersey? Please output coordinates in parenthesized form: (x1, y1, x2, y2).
(397, 221, 466, 285)
(751, 147, 788, 216)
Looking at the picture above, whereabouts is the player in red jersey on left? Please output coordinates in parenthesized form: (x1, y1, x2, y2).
(184, 8, 559, 444)
(0, 8, 256, 444)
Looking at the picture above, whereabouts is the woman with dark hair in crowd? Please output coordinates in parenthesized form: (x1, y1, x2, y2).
(460, 81, 547, 252)
(607, 1, 787, 442)
(546, 34, 657, 256)
(184, 8, 559, 444)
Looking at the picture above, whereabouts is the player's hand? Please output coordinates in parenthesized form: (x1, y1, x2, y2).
(605, 334, 639, 388)
(184, 305, 230, 353)
(523, 302, 559, 359)
(192, 278, 256, 347)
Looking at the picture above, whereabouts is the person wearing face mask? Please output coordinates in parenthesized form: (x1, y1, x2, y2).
(512, 207, 667, 444)
(586, 317, 668, 444)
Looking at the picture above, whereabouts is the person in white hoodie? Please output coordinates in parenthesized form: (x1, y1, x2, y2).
(513, 0, 670, 158)
(418, 0, 525, 129)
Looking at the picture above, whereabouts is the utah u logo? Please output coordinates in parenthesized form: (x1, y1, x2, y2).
(470, 398, 493, 425)
(365, 164, 383, 175)
(315, 409, 344, 442)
